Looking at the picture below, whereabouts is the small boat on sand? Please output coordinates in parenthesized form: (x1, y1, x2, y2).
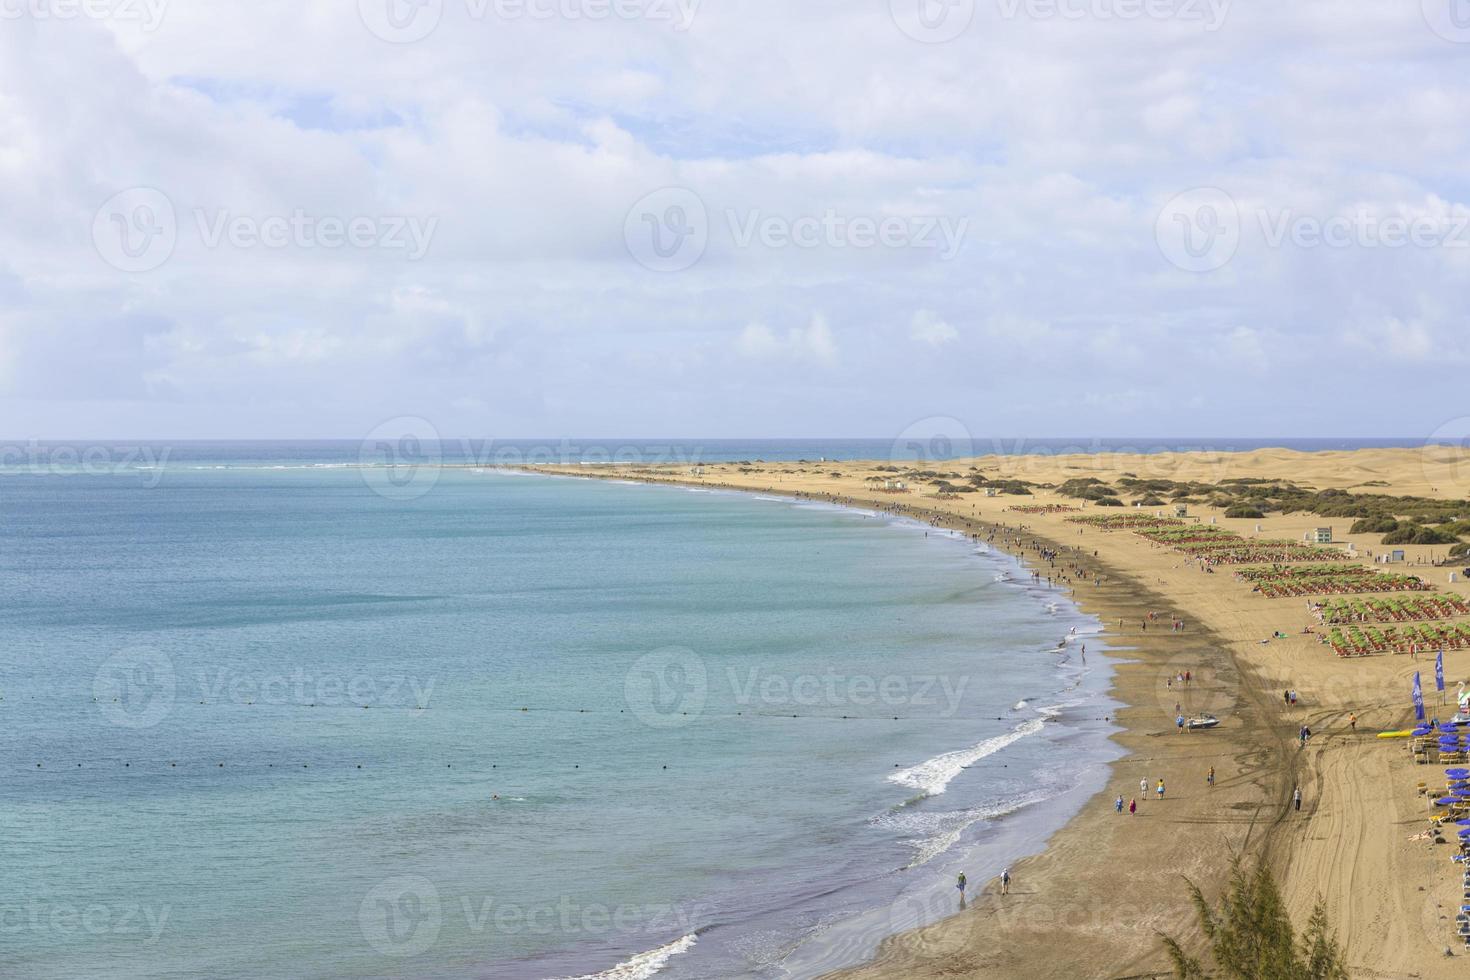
(1186, 714, 1220, 730)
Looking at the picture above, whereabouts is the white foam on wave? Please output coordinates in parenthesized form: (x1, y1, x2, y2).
(555, 935, 697, 980)
(887, 714, 1051, 797)
(874, 789, 1056, 867)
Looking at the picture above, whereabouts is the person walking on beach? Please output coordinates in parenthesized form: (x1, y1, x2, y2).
(1156, 779, 1166, 800)
(957, 872, 967, 896)
(1140, 777, 1148, 797)
(1293, 786, 1302, 812)
(1115, 795, 1124, 813)
(1128, 798, 1137, 815)
(1207, 766, 1215, 787)
(999, 868, 1011, 895)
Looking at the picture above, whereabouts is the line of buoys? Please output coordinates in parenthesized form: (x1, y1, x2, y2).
(14, 761, 801, 773)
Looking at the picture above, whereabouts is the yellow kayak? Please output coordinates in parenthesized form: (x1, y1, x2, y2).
(1376, 730, 1414, 739)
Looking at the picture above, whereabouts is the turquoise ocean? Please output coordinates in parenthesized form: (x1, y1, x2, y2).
(1, 443, 1125, 979)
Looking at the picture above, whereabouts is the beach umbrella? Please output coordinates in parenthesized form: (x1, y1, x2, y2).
(1448, 768, 1470, 777)
(1436, 797, 1460, 806)
(1455, 818, 1470, 826)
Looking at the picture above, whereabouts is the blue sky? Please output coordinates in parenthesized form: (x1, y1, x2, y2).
(1, 1, 1468, 441)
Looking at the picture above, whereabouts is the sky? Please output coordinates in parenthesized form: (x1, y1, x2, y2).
(2, 0, 1469, 442)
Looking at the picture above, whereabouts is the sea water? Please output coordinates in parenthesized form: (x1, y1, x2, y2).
(1, 458, 1120, 979)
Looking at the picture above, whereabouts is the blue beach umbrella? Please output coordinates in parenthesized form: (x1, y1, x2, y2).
(1448, 768, 1470, 777)
(1436, 797, 1460, 806)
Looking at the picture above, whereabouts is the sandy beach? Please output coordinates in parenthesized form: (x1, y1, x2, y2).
(523, 447, 1470, 979)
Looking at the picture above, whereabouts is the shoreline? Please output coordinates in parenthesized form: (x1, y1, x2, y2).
(513, 466, 1288, 979)
(507, 471, 1130, 979)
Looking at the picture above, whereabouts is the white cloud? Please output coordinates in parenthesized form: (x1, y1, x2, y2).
(908, 309, 958, 348)
(736, 315, 837, 366)
(0, 6, 1467, 436)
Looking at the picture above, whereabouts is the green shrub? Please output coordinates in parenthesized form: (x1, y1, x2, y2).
(1224, 504, 1265, 519)
(1384, 525, 1459, 545)
(1449, 542, 1469, 558)
(1349, 516, 1399, 534)
(1095, 497, 1123, 507)
(1161, 860, 1346, 980)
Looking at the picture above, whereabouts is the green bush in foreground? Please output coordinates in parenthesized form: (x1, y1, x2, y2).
(1224, 504, 1265, 519)
(1160, 860, 1347, 980)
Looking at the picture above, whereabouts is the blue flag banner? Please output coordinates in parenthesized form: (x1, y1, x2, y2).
(1413, 672, 1425, 721)
(1437, 650, 1446, 692)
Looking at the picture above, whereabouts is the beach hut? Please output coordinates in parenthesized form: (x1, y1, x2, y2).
(1174, 504, 1189, 518)
(983, 487, 998, 497)
(885, 479, 908, 492)
(689, 466, 705, 476)
(1313, 527, 1334, 543)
